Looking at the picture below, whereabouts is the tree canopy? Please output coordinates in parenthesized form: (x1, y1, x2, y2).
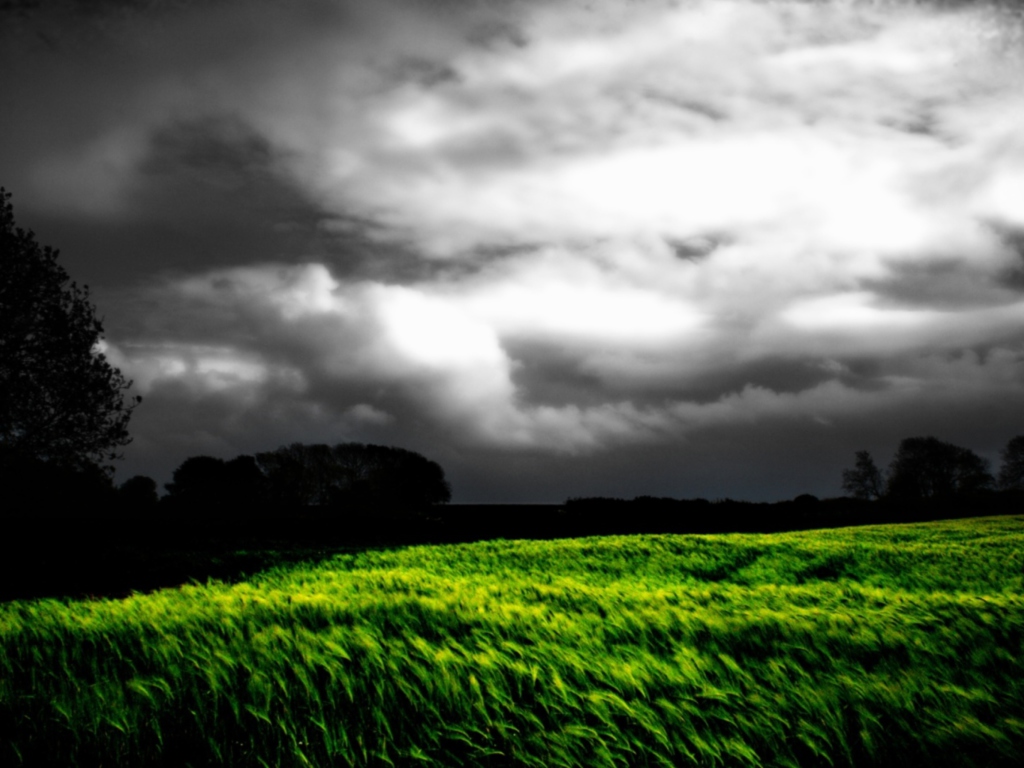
(162, 442, 452, 512)
(163, 455, 265, 509)
(841, 450, 885, 500)
(841, 437, 998, 503)
(0, 187, 140, 468)
(998, 435, 1024, 491)
(886, 436, 992, 500)
(254, 442, 452, 509)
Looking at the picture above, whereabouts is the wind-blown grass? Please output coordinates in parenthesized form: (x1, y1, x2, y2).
(2, 516, 1023, 767)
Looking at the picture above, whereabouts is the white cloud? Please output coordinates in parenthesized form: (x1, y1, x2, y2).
(345, 403, 394, 426)
(105, 340, 306, 402)
(277, 0, 1024, 262)
(106, 246, 1024, 457)
(448, 240, 706, 346)
(775, 292, 1024, 354)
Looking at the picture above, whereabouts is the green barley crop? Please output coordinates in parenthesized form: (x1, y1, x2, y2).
(2, 515, 1023, 766)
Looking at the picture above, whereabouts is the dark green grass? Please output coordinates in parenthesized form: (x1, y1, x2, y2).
(2, 516, 1023, 766)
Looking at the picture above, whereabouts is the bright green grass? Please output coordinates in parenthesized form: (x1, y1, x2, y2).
(2, 516, 1023, 767)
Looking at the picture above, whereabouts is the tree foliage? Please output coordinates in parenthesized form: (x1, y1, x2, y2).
(886, 436, 993, 500)
(117, 474, 159, 509)
(254, 442, 452, 509)
(252, 443, 339, 507)
(998, 435, 1024, 491)
(163, 443, 452, 511)
(0, 448, 114, 513)
(0, 187, 139, 468)
(841, 450, 885, 500)
(163, 455, 265, 509)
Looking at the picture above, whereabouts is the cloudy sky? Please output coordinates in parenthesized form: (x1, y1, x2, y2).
(2, 0, 1023, 502)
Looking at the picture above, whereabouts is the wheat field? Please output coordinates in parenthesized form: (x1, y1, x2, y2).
(2, 515, 1023, 767)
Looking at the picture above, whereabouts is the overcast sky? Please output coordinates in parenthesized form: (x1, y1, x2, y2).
(2, 0, 1023, 502)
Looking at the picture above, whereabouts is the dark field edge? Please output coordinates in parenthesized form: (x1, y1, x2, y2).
(3, 492, 1021, 602)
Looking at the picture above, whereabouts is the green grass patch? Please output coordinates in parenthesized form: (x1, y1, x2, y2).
(2, 516, 1024, 766)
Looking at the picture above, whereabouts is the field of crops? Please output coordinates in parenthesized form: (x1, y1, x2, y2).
(2, 515, 1023, 767)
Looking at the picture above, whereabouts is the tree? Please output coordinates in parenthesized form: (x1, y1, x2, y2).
(886, 436, 993, 501)
(163, 456, 226, 504)
(328, 443, 452, 508)
(253, 443, 339, 507)
(841, 450, 885, 500)
(255, 442, 451, 509)
(0, 187, 140, 468)
(0, 446, 115, 514)
(163, 455, 265, 509)
(117, 475, 159, 509)
(998, 435, 1024, 491)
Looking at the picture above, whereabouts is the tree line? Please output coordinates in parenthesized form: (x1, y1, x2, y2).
(842, 435, 1024, 501)
(2, 442, 451, 519)
(562, 435, 1023, 538)
(163, 442, 451, 511)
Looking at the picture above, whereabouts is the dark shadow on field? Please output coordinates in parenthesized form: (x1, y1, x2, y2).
(0, 510, 415, 602)
(3, 492, 1021, 602)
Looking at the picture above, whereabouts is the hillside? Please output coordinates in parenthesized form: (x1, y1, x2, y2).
(2, 516, 1023, 767)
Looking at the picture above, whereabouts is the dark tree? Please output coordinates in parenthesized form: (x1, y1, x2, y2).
(0, 446, 115, 514)
(163, 454, 265, 510)
(0, 187, 140, 469)
(221, 454, 267, 508)
(998, 435, 1024, 491)
(253, 443, 339, 507)
(255, 442, 451, 510)
(886, 436, 993, 500)
(328, 443, 451, 508)
(841, 450, 885, 500)
(117, 475, 159, 509)
(164, 456, 227, 505)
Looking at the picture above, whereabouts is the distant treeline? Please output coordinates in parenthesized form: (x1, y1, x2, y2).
(5, 433, 1020, 539)
(2, 434, 1022, 600)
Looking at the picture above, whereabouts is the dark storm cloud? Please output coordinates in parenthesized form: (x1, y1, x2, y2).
(3, 0, 1024, 499)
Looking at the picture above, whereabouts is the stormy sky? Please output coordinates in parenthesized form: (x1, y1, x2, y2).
(2, 0, 1023, 502)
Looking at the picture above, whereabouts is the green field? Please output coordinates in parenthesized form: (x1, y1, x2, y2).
(2, 516, 1023, 767)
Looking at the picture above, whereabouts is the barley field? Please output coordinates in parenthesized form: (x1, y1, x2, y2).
(2, 516, 1023, 767)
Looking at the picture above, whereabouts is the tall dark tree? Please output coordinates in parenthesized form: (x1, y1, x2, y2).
(886, 436, 993, 501)
(841, 450, 885, 500)
(998, 435, 1024, 491)
(0, 187, 140, 469)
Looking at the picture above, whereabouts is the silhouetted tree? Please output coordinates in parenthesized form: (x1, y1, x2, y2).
(163, 454, 265, 510)
(222, 455, 266, 507)
(998, 435, 1024, 491)
(117, 475, 159, 509)
(0, 187, 140, 469)
(886, 436, 993, 501)
(164, 456, 225, 503)
(841, 450, 885, 500)
(253, 443, 338, 507)
(255, 442, 451, 510)
(329, 443, 451, 508)
(0, 446, 114, 514)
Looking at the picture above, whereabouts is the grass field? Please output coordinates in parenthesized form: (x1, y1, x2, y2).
(2, 515, 1023, 767)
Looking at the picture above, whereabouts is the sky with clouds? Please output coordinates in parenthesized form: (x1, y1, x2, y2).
(2, 0, 1023, 501)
